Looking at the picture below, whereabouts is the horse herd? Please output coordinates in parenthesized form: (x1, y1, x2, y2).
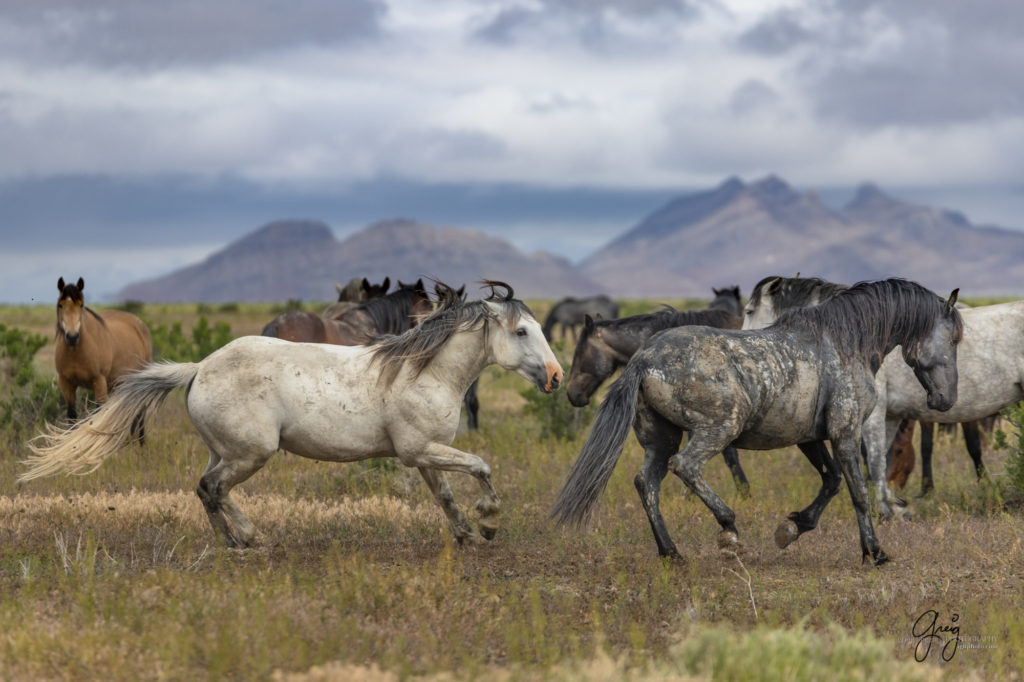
(24, 270, 1020, 566)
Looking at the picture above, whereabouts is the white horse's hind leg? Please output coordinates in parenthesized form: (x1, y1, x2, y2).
(404, 442, 502, 541)
(196, 447, 270, 547)
(417, 467, 482, 545)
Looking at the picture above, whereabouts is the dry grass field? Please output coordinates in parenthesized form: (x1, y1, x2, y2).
(0, 300, 1021, 680)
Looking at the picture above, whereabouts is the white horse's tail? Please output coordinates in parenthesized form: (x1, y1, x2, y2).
(20, 362, 200, 482)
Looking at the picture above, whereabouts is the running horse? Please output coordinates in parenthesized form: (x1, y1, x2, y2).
(553, 280, 961, 565)
(564, 286, 750, 494)
(23, 282, 563, 548)
(744, 275, 1013, 515)
(53, 277, 152, 435)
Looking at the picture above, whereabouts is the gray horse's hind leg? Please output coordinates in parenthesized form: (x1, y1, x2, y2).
(668, 430, 742, 552)
(196, 448, 267, 548)
(633, 412, 685, 559)
(774, 442, 842, 548)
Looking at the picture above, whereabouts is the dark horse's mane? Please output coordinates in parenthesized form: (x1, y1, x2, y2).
(581, 307, 736, 344)
(354, 282, 427, 335)
(371, 280, 532, 388)
(750, 275, 849, 310)
(773, 279, 962, 365)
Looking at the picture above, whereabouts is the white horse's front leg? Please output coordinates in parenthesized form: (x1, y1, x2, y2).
(404, 442, 502, 541)
(417, 467, 481, 544)
(862, 404, 908, 520)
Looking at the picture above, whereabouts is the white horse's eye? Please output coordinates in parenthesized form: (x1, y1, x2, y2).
(516, 328, 528, 337)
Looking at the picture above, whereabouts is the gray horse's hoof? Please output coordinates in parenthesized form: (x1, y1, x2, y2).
(478, 522, 498, 541)
(717, 530, 740, 550)
(457, 531, 487, 547)
(774, 520, 800, 549)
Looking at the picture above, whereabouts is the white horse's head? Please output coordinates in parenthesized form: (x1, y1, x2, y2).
(742, 276, 782, 330)
(484, 298, 563, 393)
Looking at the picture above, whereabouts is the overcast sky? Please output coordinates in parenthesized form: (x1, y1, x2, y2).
(3, 0, 1024, 302)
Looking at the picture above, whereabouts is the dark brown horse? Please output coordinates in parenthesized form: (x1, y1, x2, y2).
(54, 277, 152, 431)
(564, 287, 749, 494)
(262, 279, 431, 345)
(323, 277, 390, 319)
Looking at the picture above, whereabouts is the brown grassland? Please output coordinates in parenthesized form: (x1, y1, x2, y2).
(0, 299, 1021, 681)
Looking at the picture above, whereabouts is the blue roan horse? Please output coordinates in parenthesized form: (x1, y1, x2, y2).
(552, 279, 962, 565)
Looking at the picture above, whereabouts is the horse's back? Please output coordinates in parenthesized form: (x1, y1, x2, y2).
(98, 309, 152, 372)
(262, 310, 328, 343)
(188, 336, 390, 461)
(634, 326, 825, 447)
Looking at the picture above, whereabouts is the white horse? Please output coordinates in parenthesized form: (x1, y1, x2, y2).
(743, 275, 1022, 519)
(22, 282, 563, 547)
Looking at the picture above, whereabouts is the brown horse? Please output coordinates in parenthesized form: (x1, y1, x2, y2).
(262, 279, 432, 345)
(54, 277, 152, 426)
(886, 419, 916, 489)
(323, 277, 390, 319)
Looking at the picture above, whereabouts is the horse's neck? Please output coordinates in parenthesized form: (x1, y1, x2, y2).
(421, 327, 490, 396)
(597, 325, 643, 359)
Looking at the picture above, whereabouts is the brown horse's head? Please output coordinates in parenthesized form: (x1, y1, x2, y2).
(56, 276, 86, 347)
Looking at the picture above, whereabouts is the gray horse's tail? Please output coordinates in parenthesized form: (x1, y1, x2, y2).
(551, 361, 644, 528)
(20, 362, 200, 482)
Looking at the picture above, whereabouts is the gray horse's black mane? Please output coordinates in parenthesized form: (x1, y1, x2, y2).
(750, 275, 849, 310)
(774, 279, 962, 364)
(355, 281, 428, 335)
(370, 280, 533, 388)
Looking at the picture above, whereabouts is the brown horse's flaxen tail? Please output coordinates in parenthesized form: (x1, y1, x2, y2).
(20, 362, 200, 482)
(550, 360, 644, 528)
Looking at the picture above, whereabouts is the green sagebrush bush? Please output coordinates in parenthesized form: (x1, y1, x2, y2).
(993, 401, 1024, 500)
(519, 341, 597, 441)
(0, 323, 61, 434)
(147, 316, 233, 363)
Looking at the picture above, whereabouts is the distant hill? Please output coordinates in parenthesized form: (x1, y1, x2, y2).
(118, 176, 1024, 302)
(582, 176, 1024, 297)
(117, 218, 605, 302)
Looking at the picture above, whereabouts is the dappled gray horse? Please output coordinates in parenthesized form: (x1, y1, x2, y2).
(745, 275, 1017, 518)
(553, 280, 962, 565)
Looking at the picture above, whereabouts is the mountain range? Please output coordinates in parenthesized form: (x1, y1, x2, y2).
(118, 176, 1024, 301)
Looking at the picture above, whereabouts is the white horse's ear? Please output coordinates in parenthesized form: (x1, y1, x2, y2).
(947, 288, 960, 312)
(766, 277, 783, 295)
(335, 282, 343, 294)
